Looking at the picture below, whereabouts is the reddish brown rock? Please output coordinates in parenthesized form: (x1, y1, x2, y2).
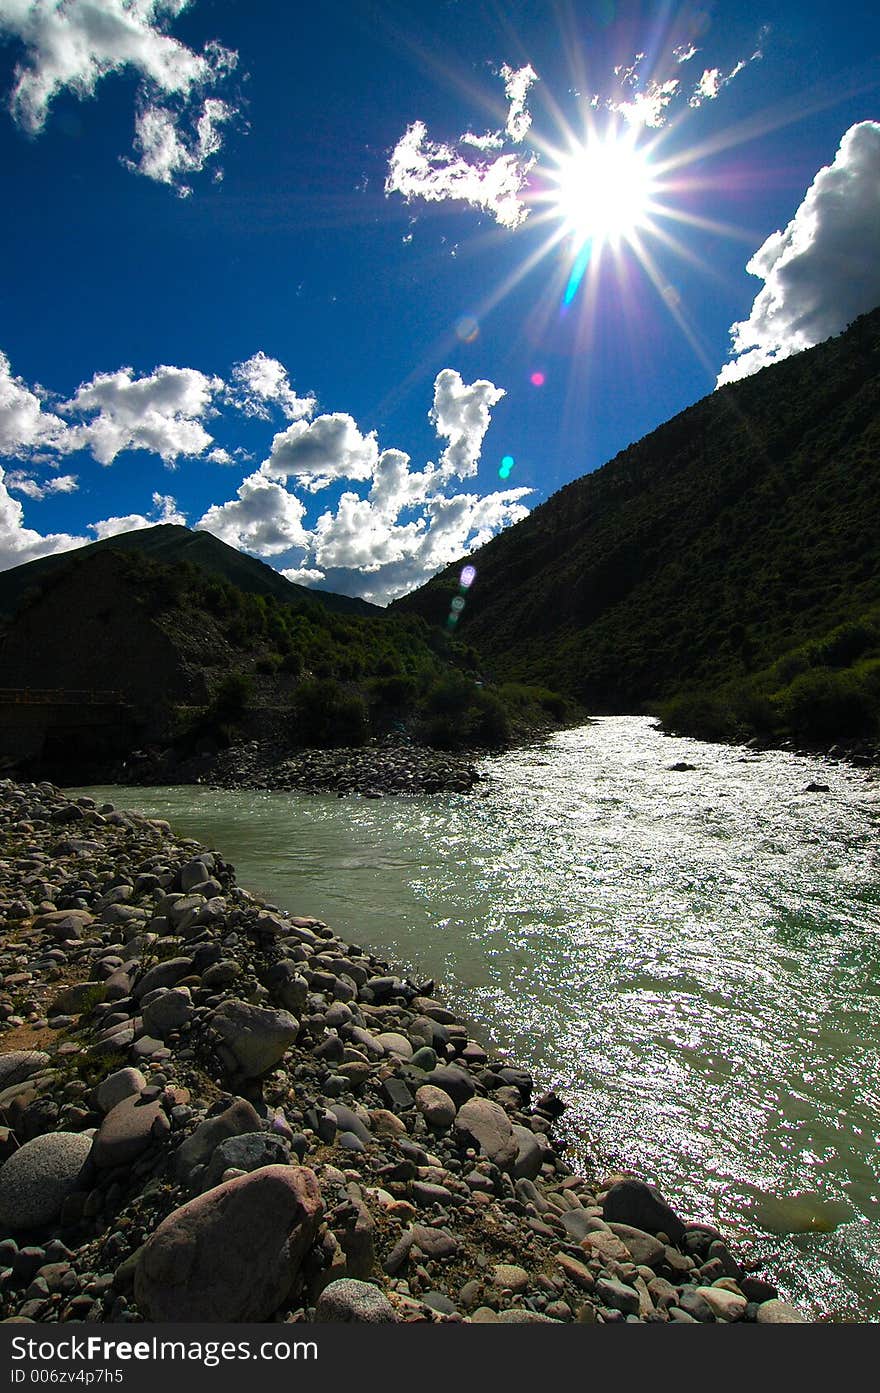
(92, 1093, 170, 1168)
(134, 1165, 323, 1321)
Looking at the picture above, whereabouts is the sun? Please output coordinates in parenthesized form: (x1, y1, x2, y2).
(549, 131, 656, 251)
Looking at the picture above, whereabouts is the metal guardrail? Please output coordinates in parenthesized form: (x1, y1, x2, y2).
(0, 689, 127, 706)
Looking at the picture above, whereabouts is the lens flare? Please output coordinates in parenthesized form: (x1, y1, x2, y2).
(499, 454, 515, 480)
(455, 314, 480, 343)
(460, 564, 477, 588)
(530, 370, 546, 386)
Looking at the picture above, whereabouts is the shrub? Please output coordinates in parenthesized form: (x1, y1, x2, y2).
(776, 666, 875, 742)
(290, 678, 369, 746)
(471, 690, 510, 745)
(212, 672, 254, 722)
(658, 689, 740, 742)
(369, 674, 418, 709)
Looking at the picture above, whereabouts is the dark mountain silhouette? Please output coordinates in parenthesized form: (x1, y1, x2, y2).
(0, 523, 378, 622)
(393, 307, 880, 746)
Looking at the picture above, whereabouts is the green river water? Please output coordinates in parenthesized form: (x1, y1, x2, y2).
(73, 715, 880, 1320)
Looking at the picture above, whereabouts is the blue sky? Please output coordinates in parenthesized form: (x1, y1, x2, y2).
(0, 0, 878, 603)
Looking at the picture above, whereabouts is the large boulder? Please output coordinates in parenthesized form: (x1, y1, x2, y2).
(454, 1097, 517, 1169)
(134, 1165, 322, 1321)
(209, 999, 299, 1079)
(0, 1132, 92, 1230)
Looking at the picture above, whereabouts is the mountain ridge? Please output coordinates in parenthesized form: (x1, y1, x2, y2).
(0, 523, 379, 621)
(393, 307, 880, 744)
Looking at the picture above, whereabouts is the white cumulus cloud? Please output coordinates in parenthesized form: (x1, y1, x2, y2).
(386, 64, 538, 231)
(87, 491, 185, 540)
(386, 119, 536, 230)
(59, 363, 223, 465)
(197, 469, 310, 555)
(0, 464, 86, 570)
(262, 413, 379, 491)
(0, 1, 240, 191)
(688, 55, 753, 108)
(4, 470, 78, 500)
(228, 352, 316, 422)
(0, 350, 70, 455)
(609, 77, 680, 129)
(197, 368, 526, 603)
(431, 369, 506, 479)
(502, 62, 538, 142)
(126, 93, 234, 195)
(718, 121, 880, 385)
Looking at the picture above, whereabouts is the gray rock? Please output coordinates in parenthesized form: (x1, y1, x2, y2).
(134, 1165, 323, 1321)
(375, 1032, 412, 1059)
(510, 1123, 543, 1180)
(426, 1065, 475, 1107)
(32, 910, 94, 940)
(560, 1207, 595, 1241)
(411, 1225, 458, 1259)
(327, 1104, 371, 1145)
(201, 1133, 290, 1192)
(210, 999, 299, 1079)
(200, 960, 241, 990)
(95, 1067, 147, 1114)
(595, 1277, 641, 1316)
(415, 1085, 456, 1129)
(142, 987, 193, 1038)
(179, 858, 215, 893)
(314, 1278, 397, 1323)
(756, 1299, 809, 1324)
(132, 957, 193, 1002)
(48, 981, 106, 1015)
(607, 1222, 667, 1268)
(0, 1053, 50, 1092)
(0, 1132, 92, 1231)
(421, 1290, 457, 1315)
(454, 1097, 517, 1169)
(174, 1098, 262, 1184)
(677, 1287, 715, 1322)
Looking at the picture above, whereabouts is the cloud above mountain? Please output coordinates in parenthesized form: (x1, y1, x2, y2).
(0, 345, 529, 603)
(718, 121, 880, 385)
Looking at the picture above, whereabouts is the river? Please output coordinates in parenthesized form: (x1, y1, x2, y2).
(72, 715, 880, 1321)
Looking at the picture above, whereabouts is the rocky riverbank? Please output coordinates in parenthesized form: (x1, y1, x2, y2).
(117, 737, 482, 797)
(0, 778, 811, 1325)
